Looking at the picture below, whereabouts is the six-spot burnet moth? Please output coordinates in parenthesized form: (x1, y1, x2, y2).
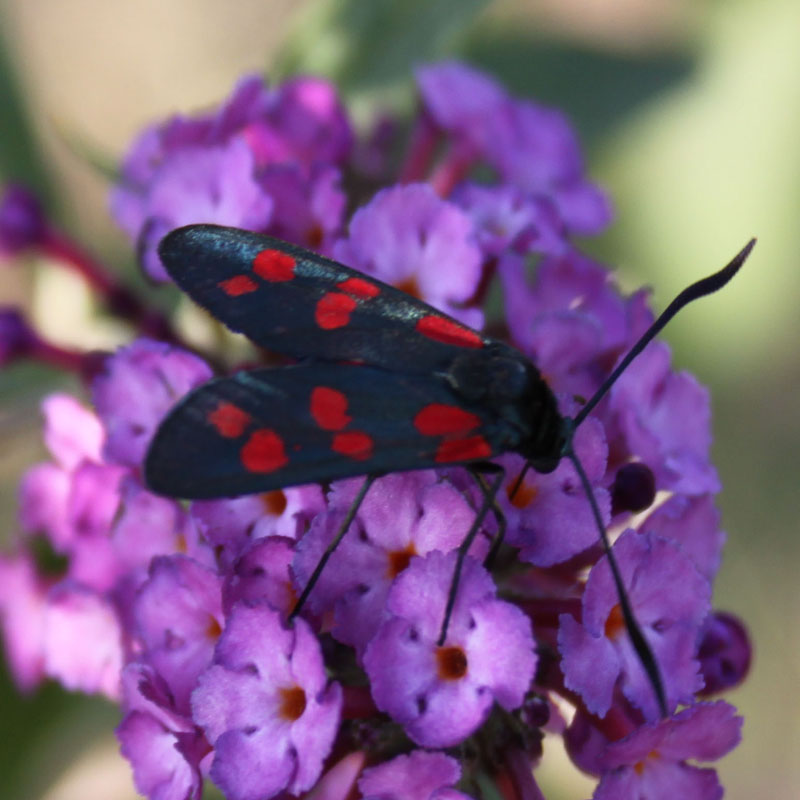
(144, 223, 755, 718)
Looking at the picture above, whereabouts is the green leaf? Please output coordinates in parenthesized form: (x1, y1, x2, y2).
(0, 29, 50, 195)
(462, 26, 692, 148)
(274, 0, 488, 98)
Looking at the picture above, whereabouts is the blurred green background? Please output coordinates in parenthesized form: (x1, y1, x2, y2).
(0, 1, 797, 798)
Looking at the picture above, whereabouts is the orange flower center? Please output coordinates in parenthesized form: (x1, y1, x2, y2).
(279, 686, 307, 721)
(604, 604, 625, 640)
(386, 542, 417, 579)
(206, 616, 222, 640)
(395, 276, 421, 299)
(261, 490, 288, 516)
(508, 481, 538, 509)
(436, 646, 468, 680)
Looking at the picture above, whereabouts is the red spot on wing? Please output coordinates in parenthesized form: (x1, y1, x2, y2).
(435, 436, 492, 463)
(338, 276, 380, 299)
(208, 402, 251, 438)
(253, 249, 296, 282)
(414, 404, 482, 436)
(241, 429, 288, 473)
(219, 275, 258, 296)
(315, 292, 357, 330)
(416, 315, 483, 348)
(310, 386, 352, 431)
(332, 431, 373, 460)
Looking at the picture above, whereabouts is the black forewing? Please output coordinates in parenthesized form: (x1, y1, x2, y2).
(145, 363, 525, 499)
(158, 224, 491, 373)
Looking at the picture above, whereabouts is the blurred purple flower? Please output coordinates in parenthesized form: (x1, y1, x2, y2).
(92, 338, 212, 467)
(43, 581, 123, 698)
(0, 554, 47, 690)
(0, 308, 36, 364)
(416, 62, 613, 234)
(117, 662, 206, 800)
(640, 493, 725, 580)
(0, 184, 45, 255)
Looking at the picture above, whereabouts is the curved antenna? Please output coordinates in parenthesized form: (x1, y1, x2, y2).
(511, 239, 756, 719)
(573, 238, 756, 429)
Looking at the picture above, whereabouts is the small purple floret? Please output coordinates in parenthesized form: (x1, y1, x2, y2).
(594, 701, 742, 800)
(503, 417, 610, 566)
(363, 550, 535, 747)
(559, 530, 710, 719)
(609, 342, 720, 495)
(117, 662, 205, 800)
(192, 604, 342, 800)
(640, 493, 725, 580)
(133, 555, 224, 714)
(293, 472, 480, 654)
(358, 750, 471, 800)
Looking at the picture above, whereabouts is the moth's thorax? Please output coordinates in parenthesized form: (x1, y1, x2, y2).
(445, 345, 564, 470)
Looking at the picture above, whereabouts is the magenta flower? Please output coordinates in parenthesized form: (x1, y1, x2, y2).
(191, 482, 324, 568)
(42, 581, 123, 698)
(0, 554, 47, 690)
(117, 710, 205, 800)
(19, 394, 124, 572)
(221, 535, 296, 617)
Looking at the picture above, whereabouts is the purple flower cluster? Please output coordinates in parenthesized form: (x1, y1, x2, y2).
(0, 64, 749, 800)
